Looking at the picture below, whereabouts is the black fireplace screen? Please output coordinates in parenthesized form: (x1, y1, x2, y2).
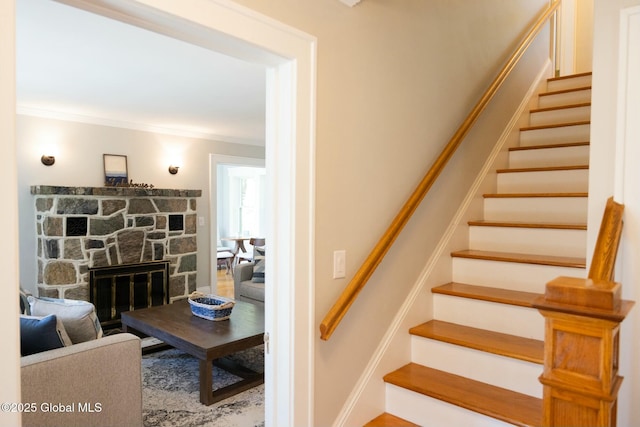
(89, 261, 170, 329)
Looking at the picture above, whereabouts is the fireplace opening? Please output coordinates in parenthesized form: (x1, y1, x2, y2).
(89, 261, 170, 330)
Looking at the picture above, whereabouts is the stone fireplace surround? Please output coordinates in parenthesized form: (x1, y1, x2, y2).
(31, 185, 202, 303)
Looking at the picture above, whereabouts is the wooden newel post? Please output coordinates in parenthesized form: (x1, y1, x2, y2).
(534, 277, 634, 427)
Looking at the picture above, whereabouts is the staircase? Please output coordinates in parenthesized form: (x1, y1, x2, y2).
(366, 72, 593, 427)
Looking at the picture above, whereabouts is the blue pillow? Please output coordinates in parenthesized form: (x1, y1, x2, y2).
(20, 314, 66, 356)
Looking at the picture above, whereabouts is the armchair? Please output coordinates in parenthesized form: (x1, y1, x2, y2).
(234, 261, 265, 306)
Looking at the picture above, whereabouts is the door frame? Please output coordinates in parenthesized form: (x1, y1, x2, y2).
(18, 1, 317, 425)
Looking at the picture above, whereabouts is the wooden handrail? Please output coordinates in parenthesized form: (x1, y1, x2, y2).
(319, 0, 562, 341)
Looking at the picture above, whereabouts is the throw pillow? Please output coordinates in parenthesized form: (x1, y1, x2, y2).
(28, 296, 103, 344)
(252, 246, 265, 283)
(20, 314, 71, 356)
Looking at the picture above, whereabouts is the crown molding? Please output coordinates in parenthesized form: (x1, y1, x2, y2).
(16, 105, 264, 147)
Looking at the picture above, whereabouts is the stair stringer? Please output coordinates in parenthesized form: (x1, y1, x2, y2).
(336, 61, 553, 427)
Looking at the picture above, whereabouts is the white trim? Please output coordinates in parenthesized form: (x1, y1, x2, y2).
(335, 61, 551, 426)
(51, 1, 317, 426)
(1, 0, 22, 424)
(614, 7, 640, 427)
(614, 6, 640, 203)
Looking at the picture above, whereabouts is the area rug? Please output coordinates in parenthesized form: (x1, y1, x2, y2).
(141, 346, 265, 427)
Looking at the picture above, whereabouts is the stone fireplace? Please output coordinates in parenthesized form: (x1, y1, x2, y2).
(31, 185, 202, 305)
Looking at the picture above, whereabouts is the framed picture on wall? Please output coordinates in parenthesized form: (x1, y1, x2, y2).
(103, 154, 128, 186)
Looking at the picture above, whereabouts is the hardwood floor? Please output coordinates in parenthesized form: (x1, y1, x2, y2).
(216, 268, 235, 299)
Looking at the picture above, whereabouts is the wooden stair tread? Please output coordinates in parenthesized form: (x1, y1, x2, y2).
(509, 141, 589, 151)
(529, 102, 591, 114)
(520, 120, 590, 132)
(539, 85, 591, 96)
(483, 192, 587, 198)
(496, 164, 588, 174)
(384, 364, 543, 427)
(432, 282, 541, 308)
(410, 320, 544, 364)
(468, 220, 586, 230)
(364, 413, 420, 427)
(547, 71, 592, 81)
(451, 249, 586, 268)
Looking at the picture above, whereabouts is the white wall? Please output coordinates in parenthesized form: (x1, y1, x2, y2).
(16, 114, 264, 295)
(589, 0, 640, 425)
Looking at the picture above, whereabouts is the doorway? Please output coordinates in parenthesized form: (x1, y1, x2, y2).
(210, 155, 266, 294)
(7, 1, 316, 426)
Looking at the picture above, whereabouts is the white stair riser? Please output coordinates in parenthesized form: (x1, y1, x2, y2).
(468, 226, 586, 258)
(452, 257, 586, 293)
(520, 124, 590, 146)
(484, 197, 588, 223)
(529, 105, 591, 126)
(386, 384, 514, 427)
(496, 169, 589, 193)
(547, 75, 592, 92)
(538, 89, 591, 108)
(509, 145, 589, 168)
(434, 294, 544, 339)
(411, 337, 543, 398)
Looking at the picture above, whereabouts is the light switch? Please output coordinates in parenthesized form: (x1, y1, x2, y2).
(333, 250, 346, 279)
(198, 216, 205, 226)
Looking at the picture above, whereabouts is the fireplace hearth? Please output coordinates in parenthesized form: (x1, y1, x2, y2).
(31, 185, 202, 303)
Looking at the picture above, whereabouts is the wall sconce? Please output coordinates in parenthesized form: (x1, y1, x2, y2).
(168, 165, 180, 175)
(41, 155, 56, 166)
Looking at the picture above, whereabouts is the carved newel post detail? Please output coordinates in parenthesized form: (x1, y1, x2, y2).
(534, 198, 635, 427)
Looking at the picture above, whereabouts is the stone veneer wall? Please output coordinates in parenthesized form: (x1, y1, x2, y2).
(31, 185, 202, 302)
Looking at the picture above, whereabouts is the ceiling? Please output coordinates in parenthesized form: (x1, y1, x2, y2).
(16, 0, 267, 146)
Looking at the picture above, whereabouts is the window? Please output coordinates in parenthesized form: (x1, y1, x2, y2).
(217, 165, 266, 244)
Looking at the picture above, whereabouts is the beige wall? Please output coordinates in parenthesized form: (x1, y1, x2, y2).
(575, 0, 594, 72)
(16, 115, 264, 296)
(228, 0, 549, 424)
(560, 0, 595, 74)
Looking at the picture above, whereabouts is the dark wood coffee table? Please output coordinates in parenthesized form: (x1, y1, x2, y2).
(121, 299, 264, 405)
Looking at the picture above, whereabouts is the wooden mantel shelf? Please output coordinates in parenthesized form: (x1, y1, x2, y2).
(31, 185, 202, 198)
